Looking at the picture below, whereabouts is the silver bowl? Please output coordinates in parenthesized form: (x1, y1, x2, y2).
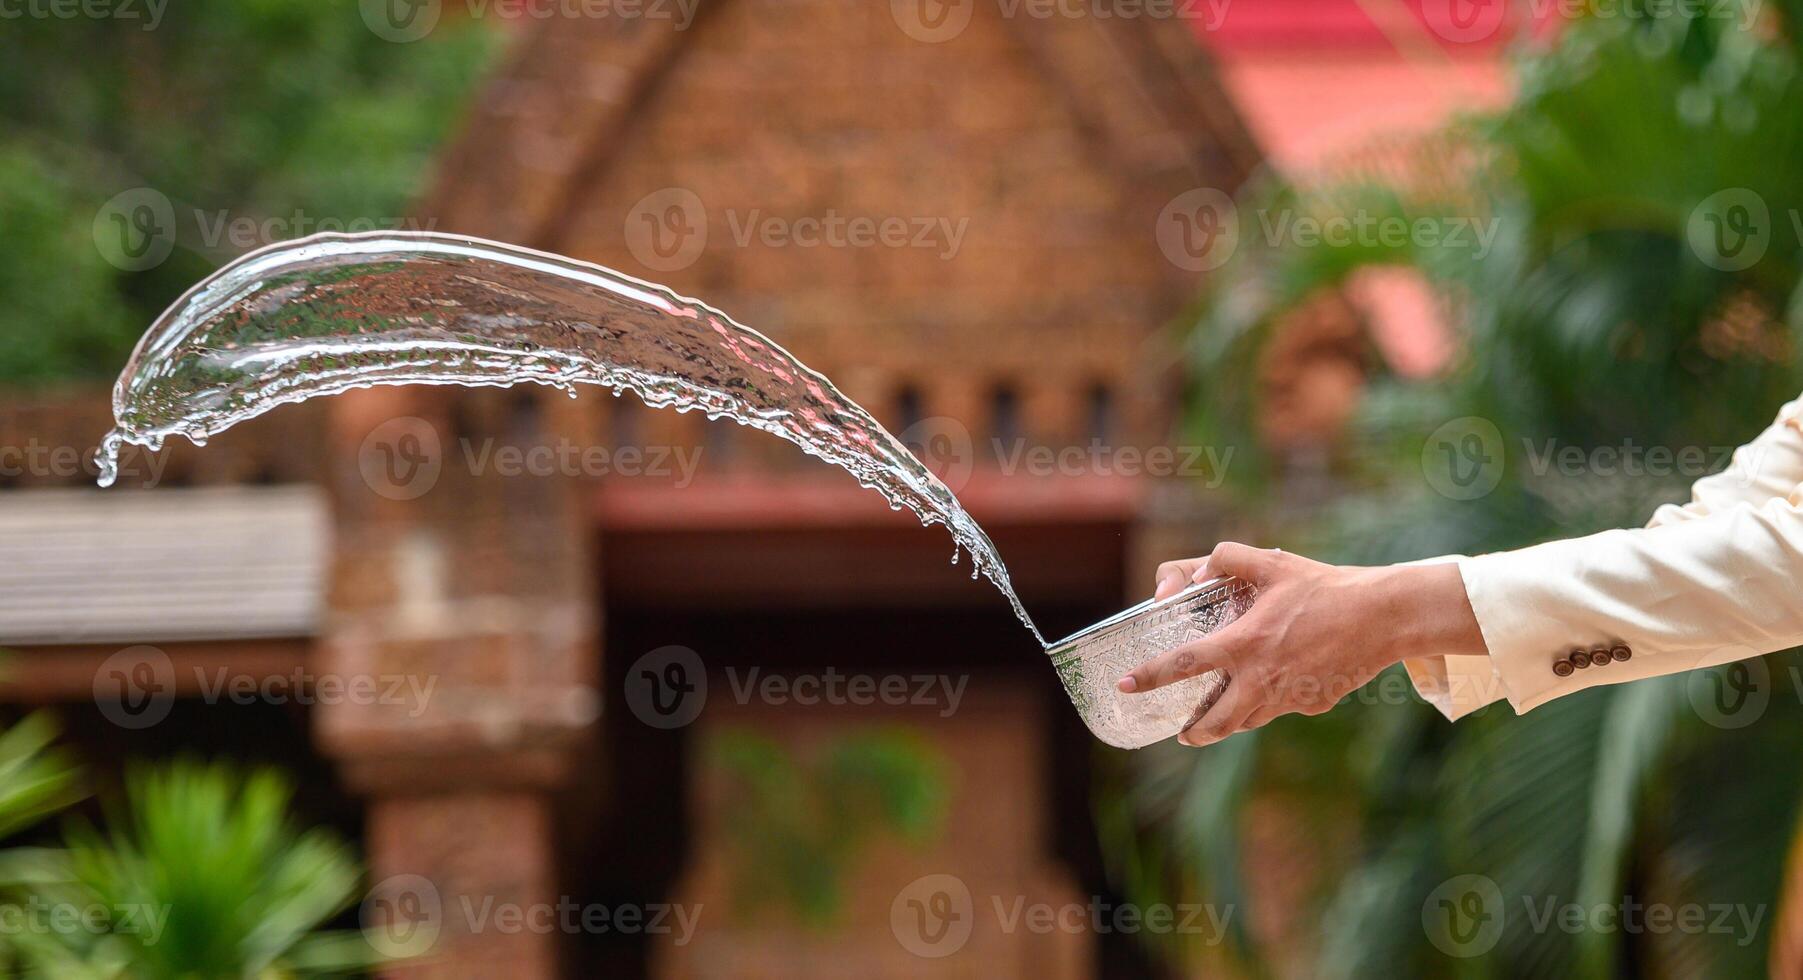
(1047, 577, 1256, 749)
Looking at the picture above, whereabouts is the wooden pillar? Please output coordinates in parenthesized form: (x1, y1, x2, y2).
(316, 385, 600, 980)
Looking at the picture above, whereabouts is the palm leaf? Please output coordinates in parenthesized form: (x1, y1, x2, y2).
(1573, 674, 1690, 975)
(0, 713, 82, 841)
(19, 761, 374, 979)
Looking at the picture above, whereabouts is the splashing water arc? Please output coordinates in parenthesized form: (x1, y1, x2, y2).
(97, 231, 1046, 645)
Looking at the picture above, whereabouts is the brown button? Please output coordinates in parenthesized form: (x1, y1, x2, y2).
(1569, 649, 1592, 669)
(1611, 645, 1631, 662)
(1590, 647, 1613, 666)
(1553, 659, 1576, 677)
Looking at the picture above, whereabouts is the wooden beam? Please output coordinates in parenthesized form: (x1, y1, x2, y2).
(0, 638, 311, 704)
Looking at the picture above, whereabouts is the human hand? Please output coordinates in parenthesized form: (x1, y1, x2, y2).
(1124, 544, 1486, 747)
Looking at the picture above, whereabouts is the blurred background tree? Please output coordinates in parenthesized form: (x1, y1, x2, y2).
(1107, 3, 1803, 977)
(0, 1, 499, 384)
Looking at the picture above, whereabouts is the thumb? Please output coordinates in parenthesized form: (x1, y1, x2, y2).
(1196, 542, 1279, 585)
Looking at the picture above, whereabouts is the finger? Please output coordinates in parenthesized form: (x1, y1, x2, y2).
(1238, 705, 1285, 732)
(1193, 541, 1280, 586)
(1180, 671, 1263, 747)
(1154, 559, 1206, 600)
(1117, 629, 1236, 694)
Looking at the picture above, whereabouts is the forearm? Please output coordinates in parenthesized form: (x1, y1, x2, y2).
(1406, 496, 1803, 719)
(1648, 393, 1803, 526)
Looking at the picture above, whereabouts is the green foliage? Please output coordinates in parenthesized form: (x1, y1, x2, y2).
(0, 714, 83, 844)
(2, 761, 376, 979)
(1116, 3, 1803, 976)
(0, 0, 500, 384)
(0, 712, 81, 977)
(710, 728, 949, 927)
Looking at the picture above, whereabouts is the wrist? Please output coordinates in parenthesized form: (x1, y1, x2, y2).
(1371, 562, 1488, 664)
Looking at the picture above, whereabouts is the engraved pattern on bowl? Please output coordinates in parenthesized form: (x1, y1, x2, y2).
(1049, 579, 1256, 749)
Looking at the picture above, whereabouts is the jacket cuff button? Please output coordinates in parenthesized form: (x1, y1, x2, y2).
(1553, 658, 1576, 677)
(1590, 647, 1613, 665)
(1569, 648, 1592, 669)
(1610, 644, 1632, 662)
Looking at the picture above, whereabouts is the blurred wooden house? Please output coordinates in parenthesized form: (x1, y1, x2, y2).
(0, 0, 1484, 976)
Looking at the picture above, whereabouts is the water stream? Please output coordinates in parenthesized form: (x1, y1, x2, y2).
(95, 231, 1047, 646)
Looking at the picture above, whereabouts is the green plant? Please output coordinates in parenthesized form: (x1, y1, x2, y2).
(4, 762, 377, 979)
(0, 714, 82, 845)
(710, 728, 949, 927)
(0, 713, 84, 977)
(1113, 3, 1803, 976)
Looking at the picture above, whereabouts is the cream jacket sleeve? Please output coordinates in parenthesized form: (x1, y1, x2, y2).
(1405, 394, 1803, 720)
